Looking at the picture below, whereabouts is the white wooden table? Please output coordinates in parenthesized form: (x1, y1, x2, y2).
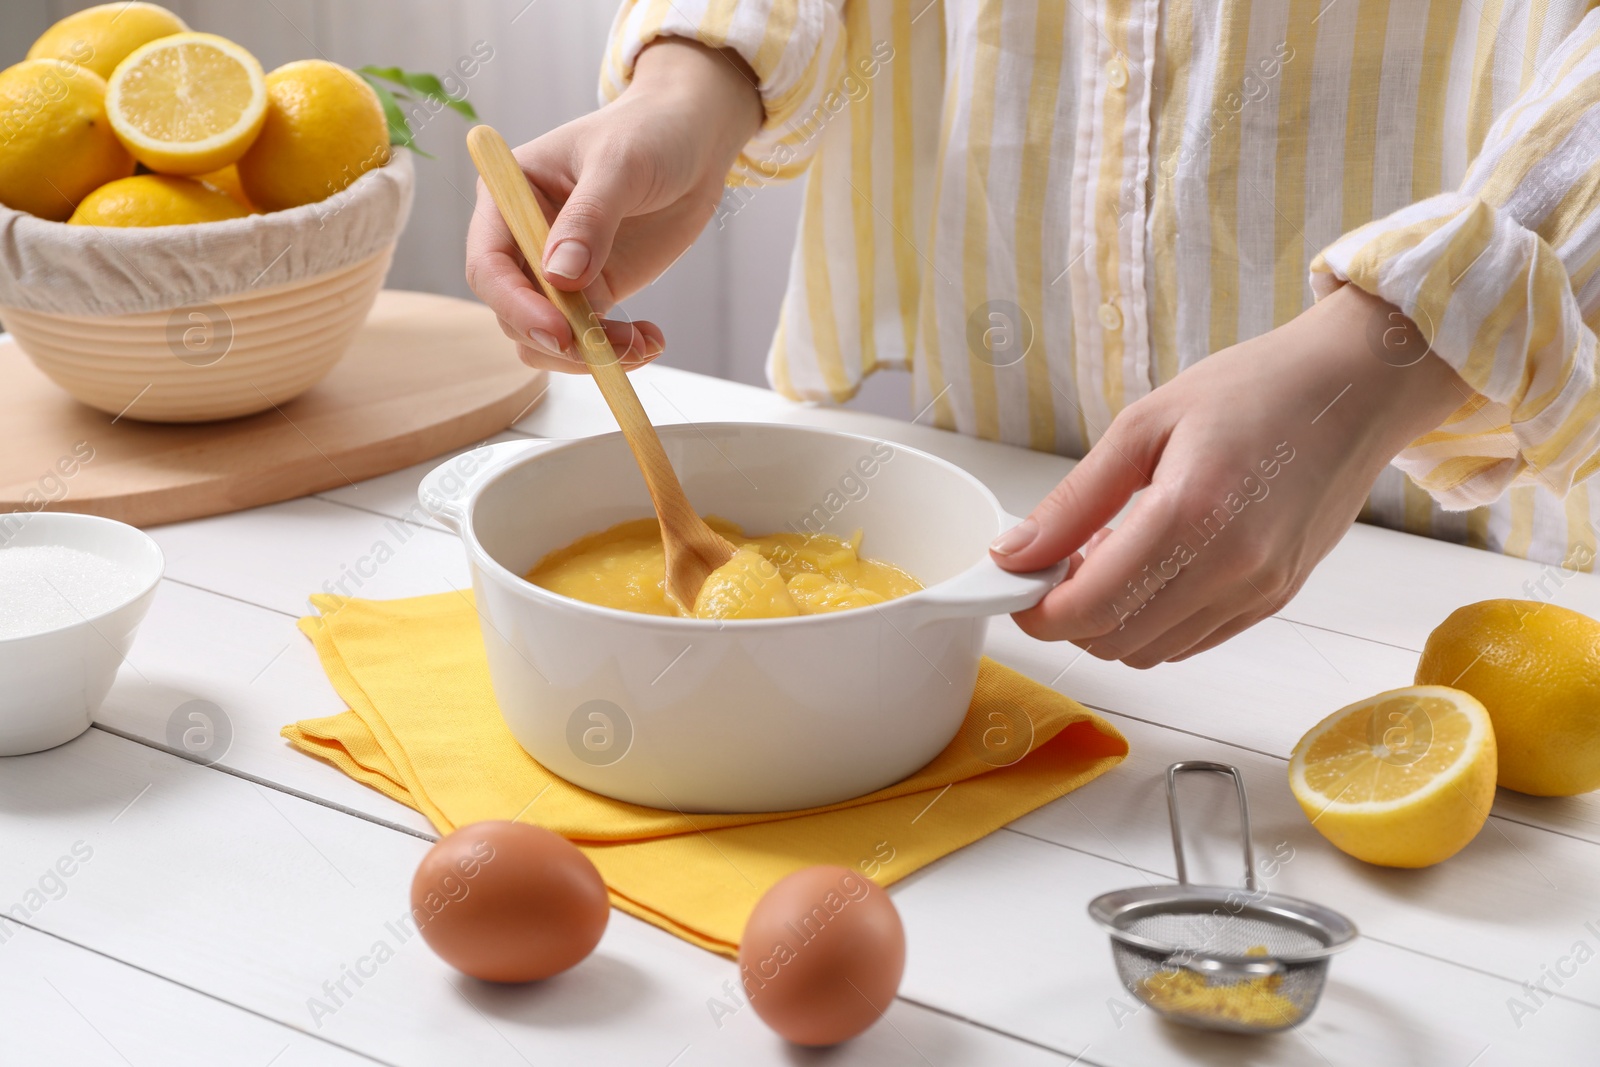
(5, 363, 1599, 1066)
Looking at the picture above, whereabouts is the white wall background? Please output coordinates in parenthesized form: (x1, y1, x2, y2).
(1, 0, 913, 417)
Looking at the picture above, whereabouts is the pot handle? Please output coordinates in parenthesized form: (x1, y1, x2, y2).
(418, 438, 557, 534)
(913, 514, 1070, 618)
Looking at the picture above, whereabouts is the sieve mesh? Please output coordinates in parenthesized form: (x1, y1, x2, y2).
(1110, 938, 1328, 1032)
(1108, 905, 1332, 1032)
(1119, 908, 1326, 958)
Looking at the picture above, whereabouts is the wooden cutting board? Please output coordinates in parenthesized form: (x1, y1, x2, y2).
(0, 289, 548, 528)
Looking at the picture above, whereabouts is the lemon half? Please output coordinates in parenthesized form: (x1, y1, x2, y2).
(1288, 685, 1497, 868)
(106, 32, 267, 175)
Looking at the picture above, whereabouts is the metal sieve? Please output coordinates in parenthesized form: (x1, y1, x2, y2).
(1087, 761, 1358, 1034)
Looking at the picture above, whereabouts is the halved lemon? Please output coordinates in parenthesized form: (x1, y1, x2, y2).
(105, 32, 266, 175)
(1288, 685, 1497, 868)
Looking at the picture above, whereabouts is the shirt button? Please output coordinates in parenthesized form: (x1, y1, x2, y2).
(1098, 303, 1123, 331)
(1106, 57, 1128, 89)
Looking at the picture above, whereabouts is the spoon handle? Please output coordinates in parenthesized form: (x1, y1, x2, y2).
(467, 128, 655, 445)
(466, 125, 733, 602)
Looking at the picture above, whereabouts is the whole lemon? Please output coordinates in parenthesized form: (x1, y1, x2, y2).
(197, 164, 255, 211)
(1416, 599, 1600, 796)
(26, 2, 188, 81)
(0, 59, 134, 221)
(69, 175, 249, 227)
(236, 60, 390, 212)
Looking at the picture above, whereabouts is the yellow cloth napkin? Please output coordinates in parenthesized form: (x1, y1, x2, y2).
(283, 591, 1128, 957)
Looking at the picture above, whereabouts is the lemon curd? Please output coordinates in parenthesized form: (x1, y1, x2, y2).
(526, 517, 921, 620)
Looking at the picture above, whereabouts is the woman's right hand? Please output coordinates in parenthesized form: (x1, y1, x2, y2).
(465, 38, 763, 374)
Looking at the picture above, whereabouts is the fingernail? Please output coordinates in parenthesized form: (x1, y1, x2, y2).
(528, 328, 563, 353)
(991, 518, 1038, 555)
(644, 335, 664, 356)
(545, 241, 589, 280)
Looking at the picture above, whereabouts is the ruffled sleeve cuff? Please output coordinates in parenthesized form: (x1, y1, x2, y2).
(1312, 192, 1600, 509)
(599, 0, 847, 185)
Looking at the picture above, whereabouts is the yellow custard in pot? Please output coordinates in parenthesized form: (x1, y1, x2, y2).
(526, 517, 921, 620)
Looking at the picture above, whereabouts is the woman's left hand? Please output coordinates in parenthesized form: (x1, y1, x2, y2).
(990, 284, 1467, 667)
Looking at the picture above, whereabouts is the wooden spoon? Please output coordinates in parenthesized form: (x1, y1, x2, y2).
(466, 125, 736, 609)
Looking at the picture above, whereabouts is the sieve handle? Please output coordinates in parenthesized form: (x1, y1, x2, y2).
(1166, 761, 1258, 892)
(1161, 950, 1286, 981)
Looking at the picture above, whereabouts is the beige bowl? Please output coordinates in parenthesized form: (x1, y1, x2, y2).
(0, 151, 412, 423)
(3, 245, 394, 422)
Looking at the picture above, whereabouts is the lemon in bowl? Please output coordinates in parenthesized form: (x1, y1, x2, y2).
(237, 60, 391, 212)
(0, 59, 135, 221)
(195, 164, 255, 211)
(1288, 685, 1497, 868)
(1416, 599, 1600, 796)
(26, 1, 188, 79)
(69, 174, 249, 227)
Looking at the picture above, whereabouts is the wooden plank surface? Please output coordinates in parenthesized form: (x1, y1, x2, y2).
(0, 728, 1075, 1067)
(1, 923, 373, 1066)
(5, 363, 1599, 1064)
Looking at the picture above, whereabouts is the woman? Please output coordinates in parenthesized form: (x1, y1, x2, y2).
(466, 1, 1600, 667)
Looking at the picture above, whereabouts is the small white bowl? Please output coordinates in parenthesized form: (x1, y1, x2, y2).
(0, 513, 163, 756)
(420, 423, 1065, 812)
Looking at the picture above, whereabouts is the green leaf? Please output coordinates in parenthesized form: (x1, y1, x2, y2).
(358, 74, 433, 158)
(357, 63, 480, 155)
(359, 65, 479, 121)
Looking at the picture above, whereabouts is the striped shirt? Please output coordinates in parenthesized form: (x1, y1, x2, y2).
(602, 1, 1600, 571)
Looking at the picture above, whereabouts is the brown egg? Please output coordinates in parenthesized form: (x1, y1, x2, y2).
(738, 865, 906, 1045)
(412, 820, 608, 982)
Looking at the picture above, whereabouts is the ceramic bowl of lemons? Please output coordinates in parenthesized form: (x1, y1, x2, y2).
(0, 7, 412, 422)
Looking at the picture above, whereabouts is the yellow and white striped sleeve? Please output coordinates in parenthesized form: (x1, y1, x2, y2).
(1311, 10, 1600, 510)
(599, 0, 848, 186)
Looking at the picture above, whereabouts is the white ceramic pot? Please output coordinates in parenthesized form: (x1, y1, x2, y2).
(0, 513, 163, 756)
(419, 423, 1064, 813)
